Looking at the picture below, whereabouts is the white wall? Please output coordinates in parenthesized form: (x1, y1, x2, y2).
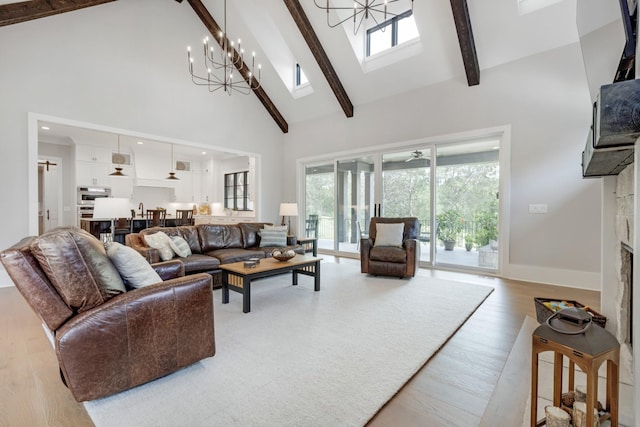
(0, 0, 285, 259)
(283, 42, 601, 289)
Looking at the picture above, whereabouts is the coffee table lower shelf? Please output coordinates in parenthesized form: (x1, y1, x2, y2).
(221, 255, 322, 313)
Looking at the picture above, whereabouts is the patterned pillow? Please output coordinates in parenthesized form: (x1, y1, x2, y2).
(259, 229, 287, 247)
(169, 236, 192, 258)
(143, 231, 175, 261)
(105, 242, 162, 289)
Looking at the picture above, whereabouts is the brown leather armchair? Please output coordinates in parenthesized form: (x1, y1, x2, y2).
(360, 217, 421, 278)
(0, 227, 215, 402)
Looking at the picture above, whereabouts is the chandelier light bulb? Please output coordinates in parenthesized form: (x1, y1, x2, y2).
(187, 46, 191, 52)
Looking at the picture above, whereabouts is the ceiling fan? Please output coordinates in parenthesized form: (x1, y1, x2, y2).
(405, 150, 423, 162)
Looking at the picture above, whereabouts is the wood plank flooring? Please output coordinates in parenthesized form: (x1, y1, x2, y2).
(0, 259, 599, 427)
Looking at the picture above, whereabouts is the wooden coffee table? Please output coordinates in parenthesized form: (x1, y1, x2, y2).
(221, 255, 322, 313)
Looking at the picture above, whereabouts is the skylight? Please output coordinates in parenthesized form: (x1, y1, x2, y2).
(366, 10, 418, 57)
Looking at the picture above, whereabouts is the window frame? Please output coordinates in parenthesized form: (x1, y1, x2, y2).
(366, 10, 414, 57)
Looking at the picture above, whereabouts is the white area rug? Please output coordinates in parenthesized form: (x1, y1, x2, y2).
(85, 262, 493, 427)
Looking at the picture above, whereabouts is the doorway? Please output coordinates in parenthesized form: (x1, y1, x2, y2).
(38, 157, 62, 234)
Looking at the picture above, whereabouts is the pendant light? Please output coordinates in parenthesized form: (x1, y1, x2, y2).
(110, 135, 126, 177)
(166, 143, 179, 180)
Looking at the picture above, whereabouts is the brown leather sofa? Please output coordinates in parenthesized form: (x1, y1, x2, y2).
(125, 222, 304, 285)
(360, 217, 421, 278)
(0, 227, 215, 402)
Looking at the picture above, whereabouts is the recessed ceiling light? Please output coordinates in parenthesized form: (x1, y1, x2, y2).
(201, 151, 207, 155)
(137, 141, 144, 145)
(41, 126, 50, 130)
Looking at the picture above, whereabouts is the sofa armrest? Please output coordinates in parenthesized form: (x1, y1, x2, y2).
(55, 273, 214, 401)
(152, 259, 185, 280)
(125, 233, 161, 264)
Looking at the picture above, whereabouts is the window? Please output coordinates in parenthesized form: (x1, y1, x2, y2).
(224, 171, 251, 211)
(295, 63, 308, 87)
(366, 10, 418, 57)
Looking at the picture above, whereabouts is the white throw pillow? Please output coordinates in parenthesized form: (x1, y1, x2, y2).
(105, 242, 162, 289)
(374, 223, 405, 247)
(144, 231, 175, 261)
(169, 236, 192, 258)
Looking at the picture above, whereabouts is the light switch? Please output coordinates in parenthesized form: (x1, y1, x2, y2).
(528, 204, 548, 214)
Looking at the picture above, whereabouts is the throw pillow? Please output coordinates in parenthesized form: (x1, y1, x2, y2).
(374, 223, 405, 247)
(169, 236, 192, 258)
(105, 242, 162, 289)
(144, 231, 175, 261)
(259, 229, 287, 247)
(263, 224, 288, 232)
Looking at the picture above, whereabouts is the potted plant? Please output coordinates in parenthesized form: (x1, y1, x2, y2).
(465, 239, 474, 252)
(436, 209, 463, 251)
(471, 208, 498, 249)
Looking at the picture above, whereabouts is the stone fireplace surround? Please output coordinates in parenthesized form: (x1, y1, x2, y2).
(612, 165, 635, 386)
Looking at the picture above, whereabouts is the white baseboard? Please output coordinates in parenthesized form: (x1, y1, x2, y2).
(503, 263, 600, 291)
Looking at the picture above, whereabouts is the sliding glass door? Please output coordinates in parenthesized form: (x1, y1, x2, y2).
(434, 140, 499, 270)
(304, 163, 335, 252)
(381, 149, 432, 262)
(302, 137, 501, 273)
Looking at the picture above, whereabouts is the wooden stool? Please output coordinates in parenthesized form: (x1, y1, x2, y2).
(531, 323, 620, 427)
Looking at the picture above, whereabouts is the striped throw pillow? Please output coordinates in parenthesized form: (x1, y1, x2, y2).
(259, 229, 287, 247)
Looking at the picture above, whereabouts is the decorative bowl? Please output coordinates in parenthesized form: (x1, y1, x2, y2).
(271, 248, 295, 262)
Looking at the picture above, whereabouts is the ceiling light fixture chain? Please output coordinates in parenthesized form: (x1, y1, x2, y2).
(186, 0, 261, 95)
(313, 0, 414, 35)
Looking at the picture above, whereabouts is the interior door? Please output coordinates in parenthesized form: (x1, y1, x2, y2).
(39, 158, 61, 234)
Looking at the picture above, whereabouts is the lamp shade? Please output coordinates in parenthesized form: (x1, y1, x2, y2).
(279, 203, 298, 216)
(93, 198, 131, 219)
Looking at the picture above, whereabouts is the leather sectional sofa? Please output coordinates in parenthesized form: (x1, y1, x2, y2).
(0, 227, 215, 401)
(125, 222, 304, 286)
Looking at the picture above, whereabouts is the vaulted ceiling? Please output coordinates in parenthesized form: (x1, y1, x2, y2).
(0, 0, 583, 132)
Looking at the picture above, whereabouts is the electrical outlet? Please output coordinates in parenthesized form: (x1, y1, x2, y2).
(528, 204, 548, 214)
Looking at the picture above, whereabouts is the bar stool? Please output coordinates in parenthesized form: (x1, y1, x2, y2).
(146, 209, 166, 227)
(530, 322, 620, 427)
(175, 209, 194, 226)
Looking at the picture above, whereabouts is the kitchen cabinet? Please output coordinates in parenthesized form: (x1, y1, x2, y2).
(76, 145, 111, 186)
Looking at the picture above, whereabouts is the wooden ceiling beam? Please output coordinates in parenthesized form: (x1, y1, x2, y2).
(450, 0, 480, 86)
(283, 0, 354, 118)
(183, 0, 289, 133)
(0, 0, 115, 27)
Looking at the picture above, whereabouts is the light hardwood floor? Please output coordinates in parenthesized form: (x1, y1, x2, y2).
(0, 258, 599, 427)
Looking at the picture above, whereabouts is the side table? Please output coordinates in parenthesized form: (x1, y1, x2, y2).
(296, 237, 317, 257)
(530, 323, 620, 427)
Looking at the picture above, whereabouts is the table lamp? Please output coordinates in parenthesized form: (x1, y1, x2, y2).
(92, 197, 131, 243)
(279, 202, 298, 236)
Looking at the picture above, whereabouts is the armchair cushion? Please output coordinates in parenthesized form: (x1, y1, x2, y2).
(373, 223, 405, 247)
(105, 242, 162, 289)
(30, 227, 126, 312)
